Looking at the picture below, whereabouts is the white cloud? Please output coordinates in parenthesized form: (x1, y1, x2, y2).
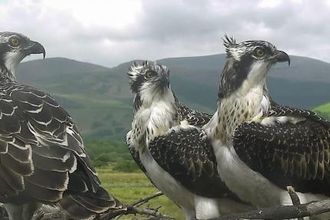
(258, 0, 281, 8)
(43, 0, 142, 29)
(0, 0, 329, 67)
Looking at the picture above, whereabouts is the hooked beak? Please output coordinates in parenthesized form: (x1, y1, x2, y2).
(269, 50, 290, 66)
(24, 41, 46, 59)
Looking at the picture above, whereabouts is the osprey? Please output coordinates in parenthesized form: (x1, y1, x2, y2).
(0, 32, 122, 220)
(204, 36, 330, 219)
(126, 61, 251, 220)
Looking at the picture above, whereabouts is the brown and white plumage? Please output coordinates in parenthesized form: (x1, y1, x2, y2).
(126, 61, 251, 220)
(234, 101, 330, 194)
(0, 32, 122, 220)
(204, 36, 330, 219)
(126, 101, 212, 175)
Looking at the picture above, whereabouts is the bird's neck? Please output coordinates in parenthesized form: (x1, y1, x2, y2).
(0, 64, 16, 81)
(131, 89, 179, 151)
(205, 81, 270, 143)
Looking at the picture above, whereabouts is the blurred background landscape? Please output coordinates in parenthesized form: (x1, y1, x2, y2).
(17, 54, 330, 219)
(2, 0, 330, 218)
(18, 54, 330, 141)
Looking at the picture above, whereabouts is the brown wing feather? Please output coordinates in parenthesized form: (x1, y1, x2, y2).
(0, 81, 121, 217)
(149, 126, 242, 200)
(233, 117, 330, 195)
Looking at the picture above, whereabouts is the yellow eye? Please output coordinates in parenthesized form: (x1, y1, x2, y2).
(145, 70, 156, 79)
(254, 48, 265, 57)
(9, 37, 20, 47)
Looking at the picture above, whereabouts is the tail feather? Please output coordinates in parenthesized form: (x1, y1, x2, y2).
(59, 195, 96, 220)
(59, 187, 123, 219)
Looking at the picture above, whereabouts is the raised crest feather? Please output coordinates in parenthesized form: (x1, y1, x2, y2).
(223, 35, 237, 49)
(143, 60, 148, 67)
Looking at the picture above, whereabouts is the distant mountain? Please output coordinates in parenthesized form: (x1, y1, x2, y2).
(16, 55, 330, 140)
(115, 55, 330, 110)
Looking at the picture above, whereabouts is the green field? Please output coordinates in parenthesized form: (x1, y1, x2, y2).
(97, 167, 184, 219)
(314, 102, 330, 119)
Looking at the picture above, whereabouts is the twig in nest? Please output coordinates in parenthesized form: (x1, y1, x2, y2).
(99, 205, 173, 220)
(131, 191, 163, 208)
(287, 186, 303, 220)
(99, 191, 173, 220)
(28, 191, 167, 220)
(212, 199, 330, 220)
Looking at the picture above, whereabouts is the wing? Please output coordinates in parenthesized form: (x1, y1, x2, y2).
(127, 102, 212, 175)
(149, 126, 240, 199)
(269, 101, 330, 126)
(128, 100, 214, 192)
(0, 82, 121, 218)
(126, 130, 147, 173)
(177, 103, 212, 127)
(233, 105, 330, 195)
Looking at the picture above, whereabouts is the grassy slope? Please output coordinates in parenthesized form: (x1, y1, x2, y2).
(314, 102, 330, 119)
(97, 168, 184, 220)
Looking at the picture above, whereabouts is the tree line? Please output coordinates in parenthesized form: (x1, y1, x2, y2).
(85, 138, 140, 172)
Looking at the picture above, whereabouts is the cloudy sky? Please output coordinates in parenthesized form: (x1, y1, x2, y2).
(1, 0, 330, 67)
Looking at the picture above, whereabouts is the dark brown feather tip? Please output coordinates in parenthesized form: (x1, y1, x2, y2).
(223, 35, 237, 48)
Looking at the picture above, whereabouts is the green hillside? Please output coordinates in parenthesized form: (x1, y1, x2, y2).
(314, 102, 330, 119)
(16, 55, 330, 140)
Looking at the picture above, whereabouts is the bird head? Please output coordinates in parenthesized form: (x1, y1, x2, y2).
(127, 61, 170, 94)
(0, 31, 46, 80)
(218, 35, 290, 98)
(127, 61, 173, 111)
